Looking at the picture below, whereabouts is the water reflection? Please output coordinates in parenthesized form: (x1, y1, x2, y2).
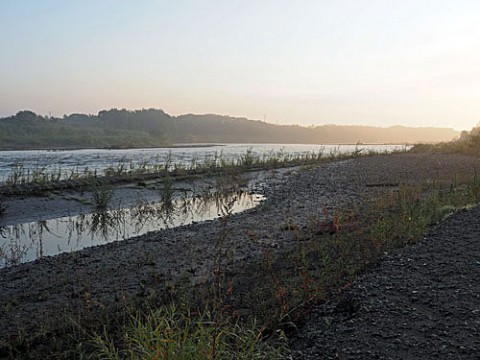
(0, 191, 264, 267)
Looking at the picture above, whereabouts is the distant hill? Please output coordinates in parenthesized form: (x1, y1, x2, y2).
(175, 114, 457, 144)
(0, 109, 458, 150)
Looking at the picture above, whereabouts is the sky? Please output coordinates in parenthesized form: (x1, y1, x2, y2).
(1, 1, 480, 130)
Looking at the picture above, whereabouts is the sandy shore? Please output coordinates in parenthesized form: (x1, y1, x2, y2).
(1, 152, 480, 355)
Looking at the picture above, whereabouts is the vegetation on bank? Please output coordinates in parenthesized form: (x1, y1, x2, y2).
(93, 306, 286, 359)
(1, 131, 479, 358)
(0, 109, 457, 150)
(0, 111, 476, 359)
(0, 146, 385, 195)
(87, 173, 479, 360)
(411, 124, 480, 155)
(2, 153, 480, 358)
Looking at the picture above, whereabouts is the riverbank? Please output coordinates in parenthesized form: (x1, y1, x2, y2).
(1, 152, 480, 358)
(291, 201, 480, 359)
(0, 143, 225, 152)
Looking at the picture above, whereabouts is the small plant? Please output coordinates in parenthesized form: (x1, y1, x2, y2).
(469, 170, 480, 201)
(160, 174, 175, 204)
(0, 196, 6, 216)
(163, 150, 173, 173)
(240, 148, 257, 168)
(328, 146, 340, 160)
(352, 143, 363, 157)
(158, 174, 176, 218)
(91, 179, 114, 209)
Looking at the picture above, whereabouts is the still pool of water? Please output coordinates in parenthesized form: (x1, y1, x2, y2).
(0, 143, 408, 267)
(0, 192, 264, 267)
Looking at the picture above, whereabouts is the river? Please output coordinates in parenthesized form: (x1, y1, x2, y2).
(0, 143, 407, 184)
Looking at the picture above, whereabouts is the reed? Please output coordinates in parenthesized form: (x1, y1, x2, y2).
(0, 147, 404, 191)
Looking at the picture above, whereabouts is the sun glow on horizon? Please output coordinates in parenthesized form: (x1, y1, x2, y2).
(1, 1, 480, 131)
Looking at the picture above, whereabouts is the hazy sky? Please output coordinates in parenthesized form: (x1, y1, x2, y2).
(1, 1, 480, 130)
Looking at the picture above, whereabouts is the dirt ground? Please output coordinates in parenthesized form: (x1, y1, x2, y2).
(1, 152, 480, 358)
(291, 203, 480, 360)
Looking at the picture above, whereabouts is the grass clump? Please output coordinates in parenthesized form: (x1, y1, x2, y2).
(92, 305, 286, 360)
(160, 174, 175, 204)
(91, 179, 114, 209)
(0, 196, 6, 216)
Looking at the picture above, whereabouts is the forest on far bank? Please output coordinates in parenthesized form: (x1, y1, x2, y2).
(0, 109, 459, 150)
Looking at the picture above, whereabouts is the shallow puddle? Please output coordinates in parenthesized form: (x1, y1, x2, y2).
(0, 191, 264, 267)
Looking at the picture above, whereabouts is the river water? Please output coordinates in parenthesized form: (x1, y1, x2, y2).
(0, 191, 264, 267)
(0, 143, 407, 184)
(0, 143, 407, 267)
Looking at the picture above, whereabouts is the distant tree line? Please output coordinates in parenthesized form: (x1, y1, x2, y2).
(0, 109, 458, 150)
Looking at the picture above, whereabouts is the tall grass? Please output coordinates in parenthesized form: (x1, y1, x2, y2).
(0, 147, 403, 191)
(93, 306, 286, 360)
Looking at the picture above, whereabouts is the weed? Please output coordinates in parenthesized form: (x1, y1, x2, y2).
(0, 196, 6, 216)
(159, 174, 175, 204)
(0, 147, 403, 192)
(279, 222, 299, 231)
(91, 179, 114, 209)
(92, 305, 287, 359)
(239, 148, 257, 167)
(352, 143, 364, 157)
(328, 146, 340, 160)
(163, 150, 173, 173)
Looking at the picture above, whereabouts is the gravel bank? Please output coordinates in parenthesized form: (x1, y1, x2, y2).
(291, 203, 480, 359)
(1, 153, 480, 356)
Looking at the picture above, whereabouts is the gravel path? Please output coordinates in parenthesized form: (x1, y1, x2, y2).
(291, 204, 480, 359)
(1, 153, 480, 357)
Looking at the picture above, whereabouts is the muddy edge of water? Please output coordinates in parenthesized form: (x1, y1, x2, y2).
(0, 153, 479, 344)
(0, 167, 289, 227)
